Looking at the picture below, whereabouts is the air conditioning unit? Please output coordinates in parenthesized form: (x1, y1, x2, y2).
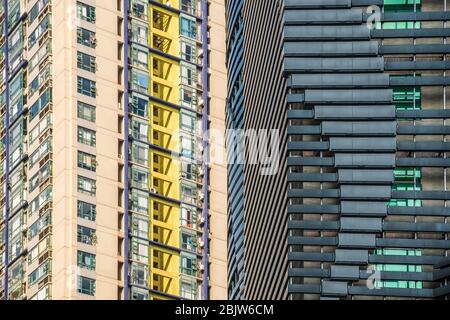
(199, 263, 205, 272)
(198, 49, 204, 58)
(151, 188, 157, 194)
(198, 240, 205, 248)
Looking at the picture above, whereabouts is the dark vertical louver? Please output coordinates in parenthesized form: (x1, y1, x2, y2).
(226, 0, 246, 300)
(242, 0, 288, 300)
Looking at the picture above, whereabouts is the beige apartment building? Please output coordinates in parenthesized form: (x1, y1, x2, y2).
(0, 0, 227, 300)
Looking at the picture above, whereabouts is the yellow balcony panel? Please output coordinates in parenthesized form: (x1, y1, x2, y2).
(152, 34, 177, 57)
(152, 163, 180, 187)
(152, 81, 179, 104)
(151, 130, 176, 151)
(151, 249, 180, 277)
(152, 225, 176, 247)
(152, 9, 173, 33)
(151, 273, 178, 296)
(152, 110, 180, 133)
(153, 219, 178, 233)
(152, 171, 177, 184)
(150, 6, 180, 36)
(152, 123, 174, 136)
(152, 200, 179, 226)
(152, 152, 175, 176)
(152, 177, 179, 200)
(152, 56, 176, 81)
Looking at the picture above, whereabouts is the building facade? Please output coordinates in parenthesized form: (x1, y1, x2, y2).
(286, 0, 450, 300)
(0, 0, 227, 300)
(226, 0, 450, 300)
(226, 0, 289, 300)
(225, 0, 246, 300)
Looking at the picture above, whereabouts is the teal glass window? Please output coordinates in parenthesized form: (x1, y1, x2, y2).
(77, 51, 96, 73)
(77, 1, 96, 23)
(78, 276, 96, 296)
(77, 251, 96, 271)
(77, 101, 96, 122)
(78, 151, 97, 172)
(77, 126, 96, 146)
(77, 176, 97, 196)
(77, 27, 96, 48)
(181, 17, 197, 39)
(77, 201, 97, 222)
(77, 76, 97, 97)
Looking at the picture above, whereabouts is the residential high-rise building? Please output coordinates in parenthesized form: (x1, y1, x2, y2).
(0, 0, 227, 300)
(226, 0, 450, 300)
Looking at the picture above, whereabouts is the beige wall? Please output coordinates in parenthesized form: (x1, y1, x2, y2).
(208, 0, 229, 300)
(50, 0, 124, 300)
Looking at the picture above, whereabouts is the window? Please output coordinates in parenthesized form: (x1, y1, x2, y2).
(77, 101, 96, 122)
(29, 0, 50, 25)
(78, 176, 96, 196)
(29, 162, 52, 193)
(77, 51, 96, 73)
(78, 276, 96, 296)
(130, 189, 149, 214)
(131, 238, 149, 263)
(28, 15, 51, 50)
(77, 76, 97, 97)
(130, 214, 149, 238)
(30, 114, 52, 144)
(131, 20, 148, 45)
(180, 254, 198, 277)
(180, 279, 197, 300)
(78, 151, 97, 172)
(131, 118, 148, 142)
(180, 40, 196, 63)
(131, 69, 149, 94)
(130, 142, 149, 166)
(28, 40, 51, 74)
(78, 201, 96, 222)
(374, 248, 423, 289)
(131, 45, 148, 69)
(130, 94, 148, 118)
(8, 24, 24, 66)
(180, 86, 197, 109)
(181, 0, 197, 15)
(29, 138, 52, 169)
(77, 27, 96, 48)
(29, 64, 51, 97)
(28, 260, 51, 288)
(30, 88, 52, 120)
(9, 71, 25, 122)
(29, 187, 52, 216)
(28, 212, 51, 241)
(130, 166, 149, 190)
(77, 2, 96, 23)
(181, 205, 198, 229)
(131, 0, 148, 20)
(181, 232, 198, 252)
(180, 64, 196, 86)
(77, 225, 96, 245)
(77, 251, 96, 270)
(130, 262, 149, 287)
(181, 17, 197, 39)
(77, 126, 96, 147)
